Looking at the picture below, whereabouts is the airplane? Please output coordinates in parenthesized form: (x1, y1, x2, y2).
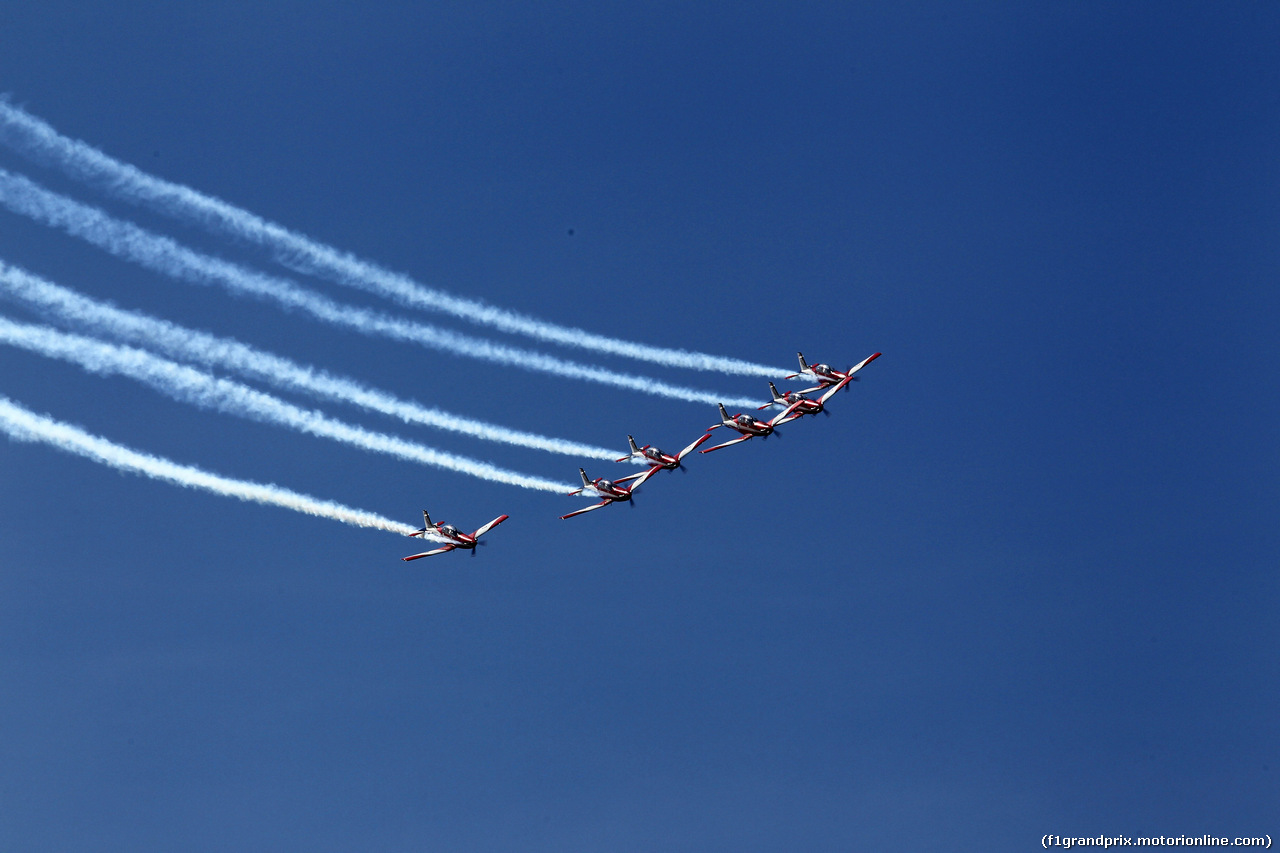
(786, 351, 882, 393)
(756, 371, 865, 420)
(612, 432, 712, 483)
(698, 402, 801, 454)
(758, 382, 826, 418)
(402, 510, 509, 560)
(560, 466, 660, 519)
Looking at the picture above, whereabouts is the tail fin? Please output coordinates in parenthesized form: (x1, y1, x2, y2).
(616, 435, 642, 463)
(797, 352, 810, 372)
(718, 403, 730, 421)
(579, 468, 592, 489)
(758, 382, 784, 410)
(422, 510, 433, 530)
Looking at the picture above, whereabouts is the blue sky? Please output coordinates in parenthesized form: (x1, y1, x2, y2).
(1, 3, 1277, 850)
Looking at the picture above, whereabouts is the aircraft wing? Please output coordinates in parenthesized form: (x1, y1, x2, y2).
(403, 544, 457, 560)
(768, 400, 804, 427)
(559, 500, 610, 520)
(472, 514, 509, 538)
(846, 351, 882, 376)
(818, 375, 855, 404)
(676, 432, 712, 461)
(613, 467, 656, 484)
(625, 465, 661, 493)
(699, 434, 752, 454)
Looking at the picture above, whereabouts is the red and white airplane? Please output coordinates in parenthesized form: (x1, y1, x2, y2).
(758, 382, 825, 418)
(612, 432, 711, 483)
(560, 466, 660, 519)
(699, 403, 800, 454)
(402, 510, 509, 560)
(757, 371, 864, 420)
(787, 351, 882, 393)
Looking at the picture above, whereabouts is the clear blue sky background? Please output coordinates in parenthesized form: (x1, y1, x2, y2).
(1, 3, 1276, 850)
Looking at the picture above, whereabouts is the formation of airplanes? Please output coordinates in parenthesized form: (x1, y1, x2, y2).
(402, 351, 880, 559)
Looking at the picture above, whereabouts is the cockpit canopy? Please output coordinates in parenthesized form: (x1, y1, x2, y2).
(599, 480, 614, 491)
(441, 525, 460, 538)
(737, 414, 756, 425)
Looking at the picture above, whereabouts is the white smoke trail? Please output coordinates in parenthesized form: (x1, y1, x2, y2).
(0, 394, 417, 535)
(0, 315, 575, 493)
(0, 261, 620, 460)
(0, 99, 785, 378)
(0, 169, 761, 409)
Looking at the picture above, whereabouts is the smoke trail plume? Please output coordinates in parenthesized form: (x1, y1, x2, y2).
(0, 170, 761, 409)
(0, 315, 575, 493)
(0, 99, 785, 378)
(0, 394, 417, 535)
(0, 261, 619, 460)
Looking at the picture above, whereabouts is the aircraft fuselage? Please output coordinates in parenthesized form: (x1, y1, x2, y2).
(725, 414, 773, 437)
(641, 447, 678, 468)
